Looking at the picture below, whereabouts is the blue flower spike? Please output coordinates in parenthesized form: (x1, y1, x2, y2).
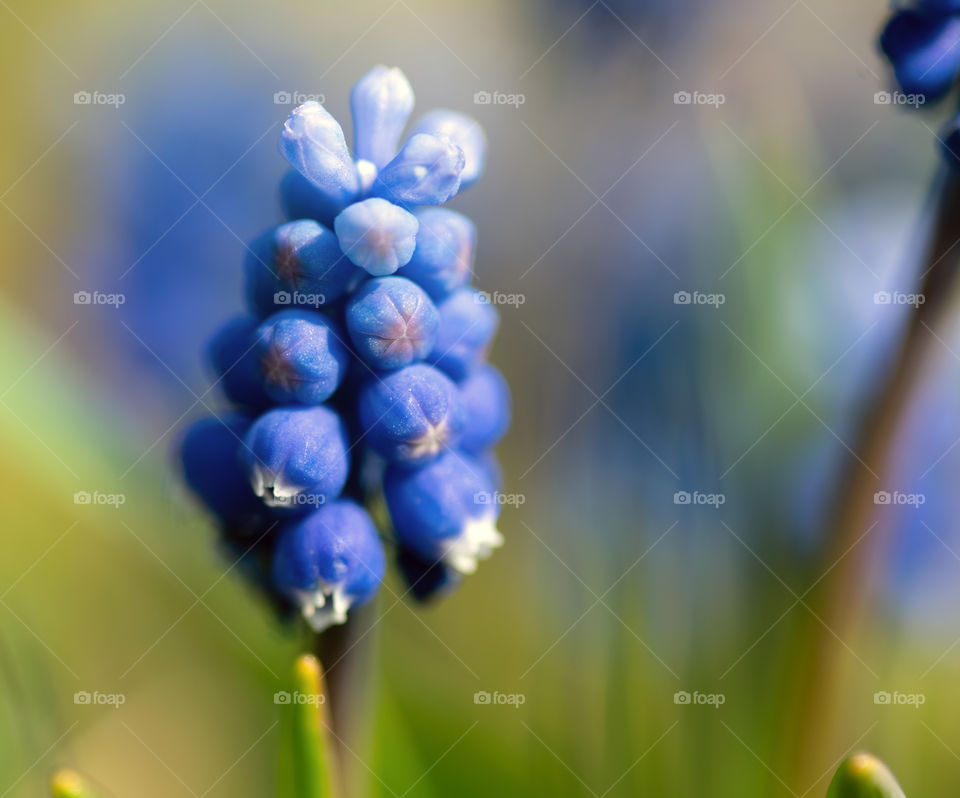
(346, 276, 439, 370)
(458, 364, 511, 454)
(398, 209, 476, 299)
(334, 197, 419, 276)
(880, 9, 960, 101)
(254, 310, 351, 404)
(357, 363, 465, 464)
(429, 287, 500, 380)
(245, 220, 360, 316)
(243, 406, 350, 509)
(374, 133, 465, 206)
(351, 65, 415, 171)
(385, 451, 503, 574)
(280, 101, 360, 212)
(273, 501, 386, 631)
(410, 109, 487, 188)
(183, 67, 507, 630)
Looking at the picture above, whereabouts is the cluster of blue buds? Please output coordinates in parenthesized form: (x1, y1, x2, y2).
(879, 2, 960, 163)
(180, 67, 510, 631)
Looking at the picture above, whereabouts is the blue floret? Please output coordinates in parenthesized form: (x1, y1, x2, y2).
(207, 316, 272, 409)
(245, 220, 361, 316)
(429, 287, 499, 380)
(279, 101, 360, 212)
(243, 406, 350, 509)
(398, 209, 476, 300)
(333, 197, 419, 276)
(458, 364, 511, 454)
(272, 500, 386, 631)
(384, 451, 503, 574)
(346, 276, 439, 370)
(357, 363, 465, 464)
(350, 65, 415, 170)
(373, 133, 465, 207)
(181, 414, 265, 527)
(409, 109, 487, 188)
(254, 309, 351, 404)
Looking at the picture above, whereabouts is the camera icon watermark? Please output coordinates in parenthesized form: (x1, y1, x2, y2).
(74, 690, 126, 708)
(673, 491, 725, 507)
(473, 90, 525, 108)
(673, 290, 725, 307)
(272, 493, 327, 510)
(274, 690, 326, 705)
(475, 491, 526, 507)
(473, 690, 525, 708)
(673, 91, 726, 108)
(874, 90, 925, 108)
(74, 491, 126, 508)
(74, 91, 125, 108)
(674, 690, 726, 708)
(273, 90, 325, 106)
(873, 491, 925, 507)
(873, 690, 925, 708)
(475, 290, 526, 307)
(73, 290, 125, 308)
(273, 291, 326, 308)
(873, 290, 925, 307)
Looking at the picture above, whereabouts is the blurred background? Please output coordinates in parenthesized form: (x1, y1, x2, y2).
(1, 0, 957, 795)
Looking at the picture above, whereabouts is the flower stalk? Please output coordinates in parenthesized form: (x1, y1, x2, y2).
(791, 170, 960, 785)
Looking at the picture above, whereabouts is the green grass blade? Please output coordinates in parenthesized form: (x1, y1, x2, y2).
(290, 654, 338, 798)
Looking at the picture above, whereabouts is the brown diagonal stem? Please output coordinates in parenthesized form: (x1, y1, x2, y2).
(788, 169, 960, 787)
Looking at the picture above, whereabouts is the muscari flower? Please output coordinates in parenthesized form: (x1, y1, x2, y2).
(181, 66, 507, 629)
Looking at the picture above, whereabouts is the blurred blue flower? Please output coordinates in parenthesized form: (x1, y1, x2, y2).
(880, 8, 960, 101)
